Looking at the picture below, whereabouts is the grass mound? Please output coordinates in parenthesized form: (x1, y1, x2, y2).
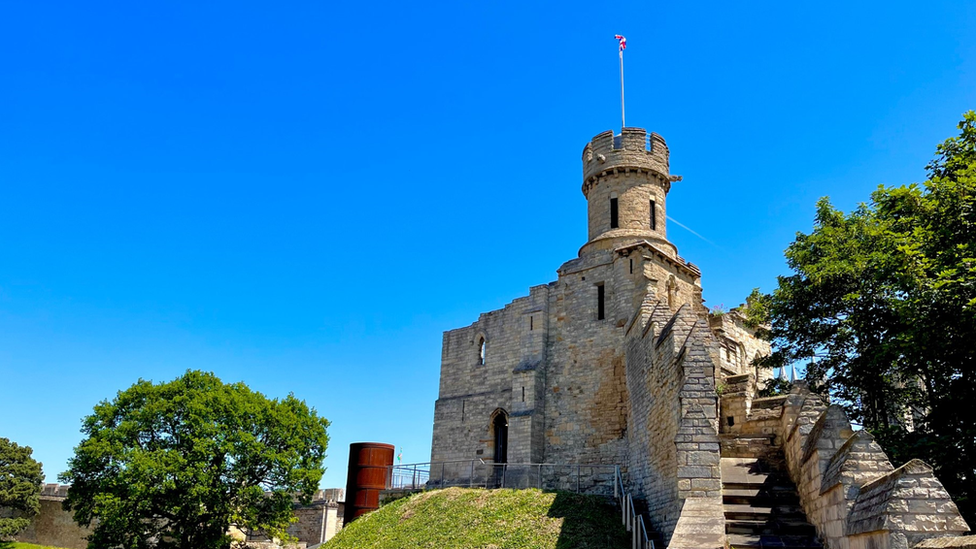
(325, 487, 629, 549)
(0, 541, 70, 549)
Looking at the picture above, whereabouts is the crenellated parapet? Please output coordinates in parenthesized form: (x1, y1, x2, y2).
(579, 127, 682, 257)
(772, 385, 971, 549)
(581, 128, 673, 197)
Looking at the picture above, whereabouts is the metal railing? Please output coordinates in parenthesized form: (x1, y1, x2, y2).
(615, 470, 654, 549)
(610, 133, 655, 152)
(386, 460, 618, 496)
(385, 460, 654, 549)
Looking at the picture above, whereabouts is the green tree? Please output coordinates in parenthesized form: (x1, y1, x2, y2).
(59, 370, 330, 549)
(759, 112, 976, 523)
(0, 437, 44, 538)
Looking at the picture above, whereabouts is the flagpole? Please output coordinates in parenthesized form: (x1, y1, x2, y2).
(619, 48, 626, 129)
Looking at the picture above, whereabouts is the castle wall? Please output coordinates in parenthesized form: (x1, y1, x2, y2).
(543, 252, 630, 466)
(709, 311, 771, 379)
(733, 385, 974, 549)
(622, 299, 724, 546)
(6, 486, 344, 549)
(431, 285, 550, 464)
(428, 127, 806, 549)
(287, 502, 342, 545)
(6, 495, 91, 549)
(624, 300, 684, 540)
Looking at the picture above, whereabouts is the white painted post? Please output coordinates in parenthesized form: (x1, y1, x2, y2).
(633, 521, 637, 549)
(614, 466, 620, 501)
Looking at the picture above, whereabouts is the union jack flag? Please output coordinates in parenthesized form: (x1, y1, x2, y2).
(615, 35, 627, 51)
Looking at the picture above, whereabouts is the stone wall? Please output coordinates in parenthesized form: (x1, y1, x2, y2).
(667, 498, 726, 549)
(543, 252, 629, 466)
(623, 299, 725, 546)
(426, 127, 782, 549)
(708, 310, 771, 379)
(286, 501, 342, 545)
(431, 284, 550, 464)
(580, 128, 673, 257)
(624, 298, 685, 540)
(4, 485, 91, 549)
(776, 385, 970, 549)
(4, 485, 344, 549)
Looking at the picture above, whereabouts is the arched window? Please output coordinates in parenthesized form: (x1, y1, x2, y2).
(477, 337, 486, 365)
(490, 409, 508, 464)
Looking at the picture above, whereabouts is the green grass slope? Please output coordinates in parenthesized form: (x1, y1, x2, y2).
(0, 541, 70, 549)
(325, 487, 630, 549)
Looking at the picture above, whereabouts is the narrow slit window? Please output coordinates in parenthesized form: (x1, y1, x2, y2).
(597, 283, 606, 320)
(650, 200, 657, 230)
(530, 316, 534, 331)
(478, 337, 486, 365)
(610, 197, 619, 229)
(629, 258, 633, 274)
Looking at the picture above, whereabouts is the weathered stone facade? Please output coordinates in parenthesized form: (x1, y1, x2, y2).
(431, 127, 972, 549)
(2, 484, 91, 549)
(431, 127, 766, 545)
(4, 486, 344, 548)
(718, 379, 971, 549)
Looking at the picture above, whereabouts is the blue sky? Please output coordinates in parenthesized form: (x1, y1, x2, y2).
(1, 1, 974, 491)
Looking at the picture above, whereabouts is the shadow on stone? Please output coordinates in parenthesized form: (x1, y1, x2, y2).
(546, 490, 631, 549)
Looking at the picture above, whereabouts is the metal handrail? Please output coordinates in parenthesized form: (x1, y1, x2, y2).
(385, 460, 619, 495)
(614, 466, 653, 549)
(384, 460, 652, 547)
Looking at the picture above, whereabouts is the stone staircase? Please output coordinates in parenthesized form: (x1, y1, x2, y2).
(721, 456, 821, 549)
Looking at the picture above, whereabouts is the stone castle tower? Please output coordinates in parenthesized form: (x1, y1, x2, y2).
(430, 128, 971, 549)
(431, 127, 761, 468)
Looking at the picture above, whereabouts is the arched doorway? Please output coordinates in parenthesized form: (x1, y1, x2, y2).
(491, 410, 508, 464)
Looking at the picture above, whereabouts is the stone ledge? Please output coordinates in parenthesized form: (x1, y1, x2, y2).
(915, 536, 976, 548)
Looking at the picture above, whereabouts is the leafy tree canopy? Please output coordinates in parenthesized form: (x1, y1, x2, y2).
(0, 438, 44, 538)
(754, 111, 976, 523)
(59, 370, 330, 549)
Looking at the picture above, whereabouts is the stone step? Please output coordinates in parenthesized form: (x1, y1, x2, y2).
(722, 487, 801, 505)
(721, 453, 821, 549)
(723, 482, 800, 492)
(723, 503, 806, 519)
(727, 533, 821, 549)
(720, 435, 780, 459)
(720, 471, 793, 486)
(726, 519, 818, 536)
(720, 457, 789, 484)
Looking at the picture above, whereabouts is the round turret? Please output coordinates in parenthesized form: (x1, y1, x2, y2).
(579, 127, 677, 256)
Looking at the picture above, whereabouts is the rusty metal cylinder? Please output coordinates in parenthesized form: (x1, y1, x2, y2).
(344, 442, 394, 524)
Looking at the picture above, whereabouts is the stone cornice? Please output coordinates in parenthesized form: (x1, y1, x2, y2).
(581, 166, 672, 198)
(614, 240, 702, 278)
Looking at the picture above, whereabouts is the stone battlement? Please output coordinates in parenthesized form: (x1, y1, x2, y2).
(30, 483, 343, 504)
(39, 483, 70, 500)
(581, 128, 671, 194)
